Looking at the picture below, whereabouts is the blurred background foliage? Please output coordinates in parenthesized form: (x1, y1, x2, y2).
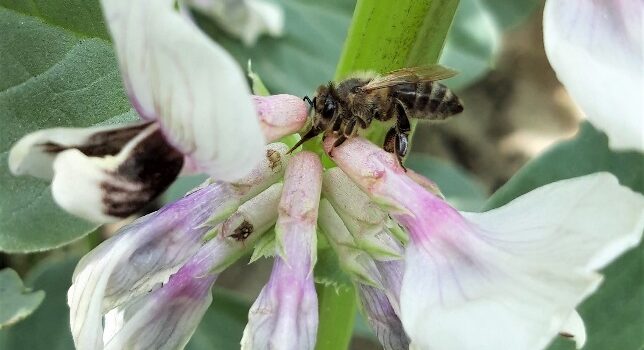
(0, 0, 642, 349)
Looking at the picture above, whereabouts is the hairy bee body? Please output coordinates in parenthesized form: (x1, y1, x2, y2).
(293, 66, 464, 166)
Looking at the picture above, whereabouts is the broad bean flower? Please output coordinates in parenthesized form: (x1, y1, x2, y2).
(544, 0, 643, 151)
(7, 0, 644, 349)
(8, 0, 304, 223)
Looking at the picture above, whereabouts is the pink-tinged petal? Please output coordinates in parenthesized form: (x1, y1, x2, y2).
(101, 0, 265, 181)
(68, 183, 233, 349)
(327, 136, 644, 350)
(544, 0, 643, 151)
(103, 256, 217, 350)
(242, 152, 322, 350)
(186, 0, 284, 46)
(254, 95, 309, 142)
(356, 284, 409, 350)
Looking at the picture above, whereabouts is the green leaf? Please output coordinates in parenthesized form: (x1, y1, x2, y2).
(0, 269, 45, 329)
(193, 0, 354, 97)
(0, 257, 78, 349)
(440, 0, 501, 90)
(0, 1, 135, 252)
(484, 123, 644, 350)
(406, 153, 488, 211)
(486, 123, 643, 209)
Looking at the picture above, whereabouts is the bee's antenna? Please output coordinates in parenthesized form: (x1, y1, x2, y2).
(303, 96, 314, 108)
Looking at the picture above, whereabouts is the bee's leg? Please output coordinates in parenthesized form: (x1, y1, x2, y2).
(383, 127, 397, 153)
(331, 114, 343, 133)
(395, 101, 411, 134)
(344, 118, 358, 137)
(393, 101, 412, 169)
(328, 135, 347, 157)
(383, 127, 406, 170)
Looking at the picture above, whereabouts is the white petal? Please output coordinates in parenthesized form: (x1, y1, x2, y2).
(102, 0, 265, 181)
(463, 173, 644, 272)
(544, 0, 644, 151)
(8, 122, 149, 180)
(402, 240, 601, 350)
(560, 311, 586, 349)
(187, 0, 284, 46)
(51, 123, 183, 222)
(400, 173, 644, 350)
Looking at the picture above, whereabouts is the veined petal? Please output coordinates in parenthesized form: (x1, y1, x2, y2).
(68, 183, 233, 349)
(102, 0, 265, 180)
(103, 241, 220, 350)
(462, 174, 644, 272)
(327, 136, 644, 350)
(8, 122, 151, 180)
(52, 123, 183, 222)
(356, 284, 410, 350)
(186, 0, 284, 46)
(544, 0, 644, 151)
(242, 152, 322, 350)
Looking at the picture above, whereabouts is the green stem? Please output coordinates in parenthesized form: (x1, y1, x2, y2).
(315, 285, 357, 350)
(314, 1, 458, 349)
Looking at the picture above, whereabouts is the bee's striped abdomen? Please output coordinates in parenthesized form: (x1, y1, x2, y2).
(393, 82, 463, 120)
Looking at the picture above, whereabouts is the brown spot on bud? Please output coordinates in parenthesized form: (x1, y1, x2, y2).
(559, 332, 574, 338)
(229, 220, 254, 241)
(267, 149, 281, 170)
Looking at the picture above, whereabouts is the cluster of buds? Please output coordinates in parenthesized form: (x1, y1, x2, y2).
(7, 0, 644, 349)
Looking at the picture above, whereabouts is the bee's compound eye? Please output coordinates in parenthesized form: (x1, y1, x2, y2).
(322, 100, 336, 118)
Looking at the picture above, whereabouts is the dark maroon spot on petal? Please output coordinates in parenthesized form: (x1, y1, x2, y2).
(101, 128, 183, 218)
(41, 122, 154, 157)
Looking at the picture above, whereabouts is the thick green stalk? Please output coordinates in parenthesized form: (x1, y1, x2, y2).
(315, 285, 357, 350)
(315, 1, 458, 350)
(335, 0, 459, 144)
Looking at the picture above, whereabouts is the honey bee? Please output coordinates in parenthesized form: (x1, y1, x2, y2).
(290, 65, 464, 166)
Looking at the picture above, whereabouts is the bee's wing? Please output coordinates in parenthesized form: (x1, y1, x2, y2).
(360, 65, 458, 91)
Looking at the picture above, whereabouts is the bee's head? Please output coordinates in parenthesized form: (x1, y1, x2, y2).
(308, 83, 337, 128)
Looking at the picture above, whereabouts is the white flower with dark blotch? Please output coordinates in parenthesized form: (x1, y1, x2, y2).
(8, 0, 306, 223)
(544, 0, 643, 151)
(242, 152, 321, 350)
(325, 135, 644, 350)
(68, 144, 289, 349)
